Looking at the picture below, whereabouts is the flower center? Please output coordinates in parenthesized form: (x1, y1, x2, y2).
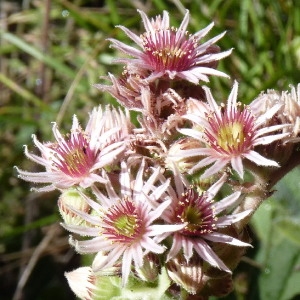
(114, 214, 137, 237)
(206, 106, 255, 156)
(141, 29, 197, 72)
(174, 189, 216, 236)
(103, 199, 143, 244)
(53, 131, 96, 178)
(217, 121, 244, 152)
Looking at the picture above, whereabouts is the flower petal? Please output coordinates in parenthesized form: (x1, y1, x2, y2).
(244, 150, 279, 167)
(193, 239, 231, 272)
(204, 232, 252, 247)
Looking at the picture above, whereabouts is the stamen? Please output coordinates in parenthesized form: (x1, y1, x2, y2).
(174, 189, 216, 237)
(52, 131, 96, 177)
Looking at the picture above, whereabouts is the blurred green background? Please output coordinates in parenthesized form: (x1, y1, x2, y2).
(0, 0, 300, 299)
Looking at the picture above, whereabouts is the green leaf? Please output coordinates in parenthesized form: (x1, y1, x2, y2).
(258, 239, 300, 300)
(280, 254, 300, 300)
(275, 217, 300, 246)
(250, 201, 274, 245)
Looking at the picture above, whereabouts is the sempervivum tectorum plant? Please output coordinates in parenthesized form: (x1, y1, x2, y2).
(16, 105, 130, 192)
(155, 166, 252, 274)
(62, 160, 186, 286)
(94, 64, 150, 111)
(248, 84, 300, 166)
(250, 83, 300, 141)
(108, 9, 232, 84)
(172, 81, 290, 179)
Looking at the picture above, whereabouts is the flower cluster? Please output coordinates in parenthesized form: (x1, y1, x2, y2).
(17, 8, 299, 300)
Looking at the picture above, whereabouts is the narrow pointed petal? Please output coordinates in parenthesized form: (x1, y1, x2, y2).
(244, 150, 279, 167)
(121, 249, 133, 286)
(253, 131, 290, 145)
(199, 159, 228, 178)
(149, 223, 186, 236)
(214, 191, 242, 214)
(216, 209, 252, 226)
(108, 38, 143, 57)
(231, 156, 244, 179)
(227, 81, 239, 110)
(204, 232, 252, 247)
(167, 234, 183, 261)
(193, 22, 214, 40)
(193, 240, 231, 272)
(115, 25, 142, 45)
(176, 10, 189, 39)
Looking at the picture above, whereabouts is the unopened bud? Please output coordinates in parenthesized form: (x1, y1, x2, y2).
(65, 267, 98, 300)
(135, 253, 159, 282)
(58, 188, 90, 225)
(166, 138, 206, 173)
(166, 254, 204, 295)
(92, 251, 121, 276)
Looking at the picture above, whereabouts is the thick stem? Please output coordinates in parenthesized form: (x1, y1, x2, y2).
(234, 150, 300, 231)
(233, 160, 273, 231)
(268, 150, 300, 190)
(235, 189, 270, 232)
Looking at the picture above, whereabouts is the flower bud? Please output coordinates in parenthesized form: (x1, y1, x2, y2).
(250, 85, 300, 165)
(65, 267, 98, 300)
(205, 273, 233, 297)
(92, 251, 121, 277)
(134, 253, 159, 282)
(166, 138, 206, 173)
(58, 188, 90, 226)
(166, 254, 204, 295)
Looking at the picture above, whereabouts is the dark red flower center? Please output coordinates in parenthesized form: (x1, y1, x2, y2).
(141, 28, 197, 72)
(174, 189, 216, 237)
